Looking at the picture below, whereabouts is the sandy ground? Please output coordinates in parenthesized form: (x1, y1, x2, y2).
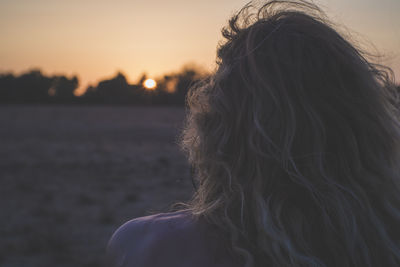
(0, 105, 194, 267)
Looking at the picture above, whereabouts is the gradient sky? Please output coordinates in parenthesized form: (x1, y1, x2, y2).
(1, 0, 399, 94)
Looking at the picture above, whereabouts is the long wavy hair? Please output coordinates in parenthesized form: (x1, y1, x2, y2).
(180, 1, 400, 266)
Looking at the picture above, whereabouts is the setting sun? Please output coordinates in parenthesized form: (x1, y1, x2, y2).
(143, 78, 157, 90)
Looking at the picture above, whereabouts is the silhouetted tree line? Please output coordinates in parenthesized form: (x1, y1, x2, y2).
(1, 68, 398, 105)
(0, 69, 78, 104)
(0, 66, 208, 105)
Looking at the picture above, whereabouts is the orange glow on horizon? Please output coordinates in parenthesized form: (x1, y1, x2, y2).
(0, 0, 399, 85)
(143, 78, 157, 90)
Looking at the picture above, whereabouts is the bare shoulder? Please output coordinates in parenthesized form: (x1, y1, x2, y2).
(107, 210, 229, 267)
(108, 210, 199, 247)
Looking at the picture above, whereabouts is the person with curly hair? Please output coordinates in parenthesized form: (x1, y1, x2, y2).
(107, 1, 400, 266)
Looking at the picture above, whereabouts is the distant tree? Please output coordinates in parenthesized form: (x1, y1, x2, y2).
(81, 72, 144, 104)
(0, 73, 16, 102)
(155, 66, 209, 105)
(12, 69, 52, 103)
(137, 73, 147, 86)
(49, 75, 79, 102)
(0, 69, 79, 104)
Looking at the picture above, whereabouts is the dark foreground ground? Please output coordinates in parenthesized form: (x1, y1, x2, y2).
(0, 105, 194, 267)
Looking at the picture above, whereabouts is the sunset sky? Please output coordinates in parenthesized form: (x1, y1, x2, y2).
(1, 0, 399, 94)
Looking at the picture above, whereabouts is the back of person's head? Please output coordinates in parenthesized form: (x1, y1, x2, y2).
(180, 0, 400, 266)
